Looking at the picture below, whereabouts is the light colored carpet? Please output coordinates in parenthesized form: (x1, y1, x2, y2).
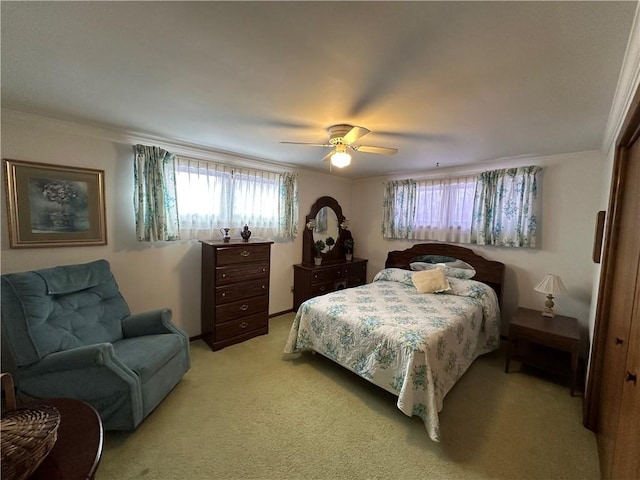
(97, 313, 600, 480)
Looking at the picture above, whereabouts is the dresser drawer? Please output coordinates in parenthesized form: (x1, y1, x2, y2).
(310, 269, 333, 284)
(215, 295, 269, 321)
(293, 258, 368, 312)
(215, 312, 268, 341)
(216, 244, 271, 266)
(216, 278, 269, 304)
(342, 263, 366, 277)
(216, 262, 269, 285)
(310, 281, 334, 297)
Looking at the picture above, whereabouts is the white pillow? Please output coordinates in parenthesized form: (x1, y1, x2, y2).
(412, 268, 451, 294)
(443, 266, 476, 279)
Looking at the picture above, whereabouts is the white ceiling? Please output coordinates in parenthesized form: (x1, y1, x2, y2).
(1, 1, 636, 179)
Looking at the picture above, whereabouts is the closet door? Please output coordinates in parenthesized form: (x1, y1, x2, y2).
(593, 104, 640, 479)
(613, 261, 640, 478)
(604, 135, 640, 478)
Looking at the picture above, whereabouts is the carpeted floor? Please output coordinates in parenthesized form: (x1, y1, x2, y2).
(97, 313, 600, 480)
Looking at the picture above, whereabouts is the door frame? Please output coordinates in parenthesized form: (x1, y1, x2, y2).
(584, 84, 640, 429)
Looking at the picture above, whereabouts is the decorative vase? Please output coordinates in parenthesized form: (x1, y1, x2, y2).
(345, 253, 353, 261)
(240, 224, 252, 242)
(49, 212, 75, 231)
(314, 257, 322, 266)
(220, 227, 231, 243)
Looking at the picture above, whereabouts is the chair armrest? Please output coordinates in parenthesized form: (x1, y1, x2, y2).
(21, 343, 123, 376)
(121, 308, 184, 338)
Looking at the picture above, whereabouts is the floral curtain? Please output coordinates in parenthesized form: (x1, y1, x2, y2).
(470, 166, 541, 247)
(133, 144, 180, 242)
(382, 179, 416, 238)
(411, 176, 476, 243)
(277, 172, 298, 239)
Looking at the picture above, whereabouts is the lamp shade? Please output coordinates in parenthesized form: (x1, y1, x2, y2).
(534, 274, 567, 295)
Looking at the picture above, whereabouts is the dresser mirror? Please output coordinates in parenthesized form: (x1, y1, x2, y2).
(312, 207, 339, 245)
(302, 196, 353, 265)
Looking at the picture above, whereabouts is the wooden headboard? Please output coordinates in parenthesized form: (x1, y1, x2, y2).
(385, 243, 505, 304)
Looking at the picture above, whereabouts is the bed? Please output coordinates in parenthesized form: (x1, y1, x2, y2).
(283, 243, 505, 441)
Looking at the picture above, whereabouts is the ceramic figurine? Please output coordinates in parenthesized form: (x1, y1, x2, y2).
(220, 227, 231, 243)
(240, 224, 252, 242)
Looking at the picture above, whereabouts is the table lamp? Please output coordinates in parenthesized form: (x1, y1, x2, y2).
(534, 274, 567, 318)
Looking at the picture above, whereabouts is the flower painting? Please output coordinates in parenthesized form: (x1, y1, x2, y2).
(3, 159, 106, 247)
(30, 178, 89, 232)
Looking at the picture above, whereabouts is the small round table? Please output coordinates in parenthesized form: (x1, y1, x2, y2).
(29, 398, 103, 480)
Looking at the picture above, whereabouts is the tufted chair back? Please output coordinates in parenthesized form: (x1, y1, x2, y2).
(1, 259, 130, 367)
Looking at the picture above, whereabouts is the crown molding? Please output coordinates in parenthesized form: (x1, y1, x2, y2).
(601, 2, 640, 156)
(1, 109, 294, 173)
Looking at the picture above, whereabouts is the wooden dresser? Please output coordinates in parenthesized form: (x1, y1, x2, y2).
(200, 240, 273, 351)
(293, 258, 367, 311)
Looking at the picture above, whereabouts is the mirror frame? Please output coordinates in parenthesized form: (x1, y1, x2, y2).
(303, 196, 353, 265)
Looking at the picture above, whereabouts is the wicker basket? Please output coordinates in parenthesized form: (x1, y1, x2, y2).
(1, 373, 60, 480)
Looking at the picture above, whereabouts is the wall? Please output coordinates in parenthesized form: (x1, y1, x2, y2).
(351, 151, 604, 343)
(586, 2, 640, 350)
(0, 109, 615, 349)
(0, 110, 352, 337)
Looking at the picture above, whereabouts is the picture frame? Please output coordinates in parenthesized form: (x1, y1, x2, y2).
(592, 210, 606, 264)
(3, 159, 107, 248)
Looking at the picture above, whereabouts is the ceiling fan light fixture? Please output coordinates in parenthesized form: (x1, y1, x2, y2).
(331, 145, 351, 168)
(281, 124, 396, 168)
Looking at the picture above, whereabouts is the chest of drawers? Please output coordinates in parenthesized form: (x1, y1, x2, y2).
(293, 259, 367, 311)
(200, 240, 273, 351)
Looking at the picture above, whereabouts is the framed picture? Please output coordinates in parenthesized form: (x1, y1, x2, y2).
(3, 159, 107, 248)
(592, 210, 606, 263)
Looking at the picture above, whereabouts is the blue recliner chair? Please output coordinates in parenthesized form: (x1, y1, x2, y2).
(1, 259, 190, 430)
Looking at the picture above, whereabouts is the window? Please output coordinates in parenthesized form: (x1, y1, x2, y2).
(412, 177, 476, 243)
(134, 145, 297, 242)
(175, 157, 294, 241)
(382, 176, 476, 242)
(382, 167, 541, 247)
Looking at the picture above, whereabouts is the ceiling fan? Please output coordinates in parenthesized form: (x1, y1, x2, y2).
(280, 124, 398, 168)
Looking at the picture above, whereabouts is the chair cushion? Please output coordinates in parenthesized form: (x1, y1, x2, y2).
(36, 262, 109, 295)
(112, 334, 184, 384)
(1, 260, 130, 365)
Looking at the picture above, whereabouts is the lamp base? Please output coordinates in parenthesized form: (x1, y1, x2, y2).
(542, 294, 555, 318)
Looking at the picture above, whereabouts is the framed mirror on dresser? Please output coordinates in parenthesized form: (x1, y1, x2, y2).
(294, 196, 367, 310)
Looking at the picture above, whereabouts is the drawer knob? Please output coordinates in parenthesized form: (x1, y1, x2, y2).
(239, 322, 249, 329)
(261, 285, 266, 289)
(626, 371, 637, 384)
(222, 292, 227, 297)
(337, 270, 341, 275)
(221, 273, 226, 278)
(241, 250, 250, 257)
(240, 304, 249, 311)
(319, 286, 326, 292)
(262, 268, 266, 272)
(615, 337, 624, 345)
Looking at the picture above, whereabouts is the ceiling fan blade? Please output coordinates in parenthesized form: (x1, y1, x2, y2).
(352, 145, 398, 155)
(321, 150, 335, 162)
(279, 141, 332, 147)
(341, 126, 370, 145)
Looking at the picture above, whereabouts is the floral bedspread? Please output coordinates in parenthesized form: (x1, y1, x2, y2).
(283, 268, 501, 441)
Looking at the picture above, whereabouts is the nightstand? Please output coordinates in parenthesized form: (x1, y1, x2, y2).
(505, 307, 581, 396)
